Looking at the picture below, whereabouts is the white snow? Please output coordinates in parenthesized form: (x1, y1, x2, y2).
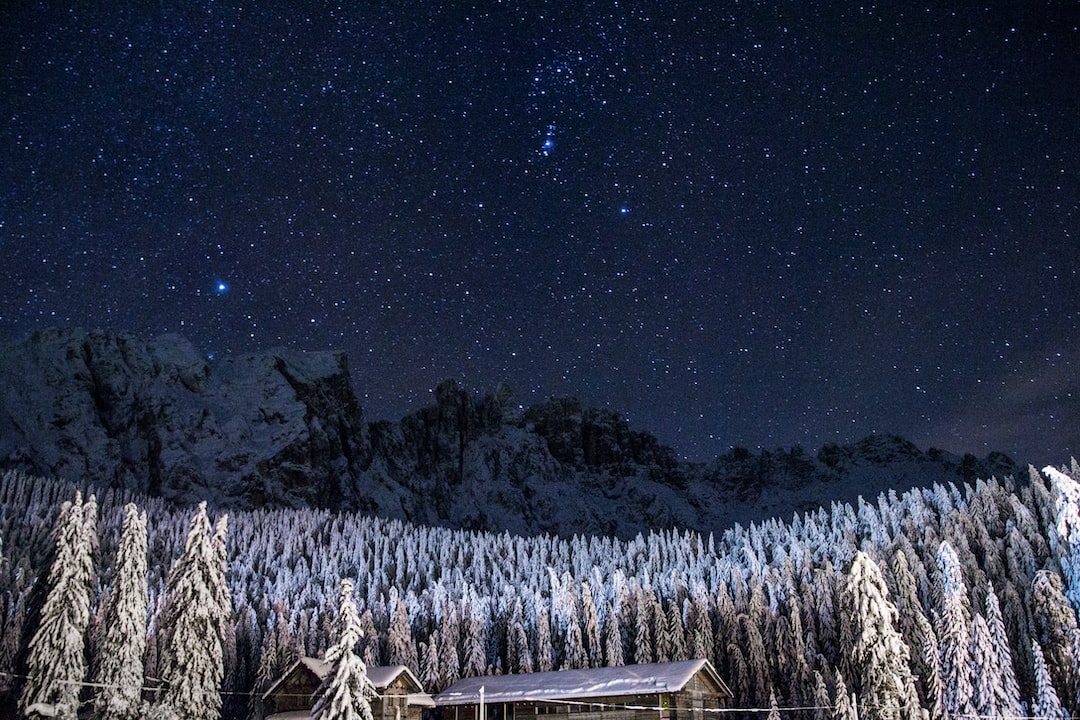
(434, 660, 724, 706)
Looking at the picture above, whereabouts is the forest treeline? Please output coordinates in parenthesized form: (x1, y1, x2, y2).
(1, 461, 1080, 720)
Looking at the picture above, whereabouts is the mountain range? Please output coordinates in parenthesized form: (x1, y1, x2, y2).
(0, 327, 1021, 537)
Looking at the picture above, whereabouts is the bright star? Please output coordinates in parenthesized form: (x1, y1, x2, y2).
(215, 281, 229, 294)
(538, 124, 557, 156)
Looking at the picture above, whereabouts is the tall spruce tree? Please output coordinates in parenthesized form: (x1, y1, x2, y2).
(889, 548, 942, 720)
(21, 492, 96, 720)
(438, 615, 461, 687)
(312, 579, 376, 720)
(386, 598, 418, 671)
(839, 552, 921, 720)
(970, 615, 1005, 720)
(92, 503, 148, 720)
(767, 689, 781, 720)
(935, 541, 974, 719)
(152, 502, 230, 720)
(210, 515, 235, 694)
(534, 605, 555, 672)
(358, 609, 380, 668)
(602, 608, 623, 667)
(420, 633, 440, 693)
(461, 611, 487, 677)
(1044, 466, 1080, 612)
(810, 671, 832, 720)
(561, 614, 586, 670)
(833, 670, 859, 720)
(982, 585, 1023, 719)
(1032, 640, 1065, 720)
(1030, 569, 1080, 714)
(581, 584, 603, 668)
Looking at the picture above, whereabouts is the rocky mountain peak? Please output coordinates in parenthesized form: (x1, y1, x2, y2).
(0, 328, 1023, 537)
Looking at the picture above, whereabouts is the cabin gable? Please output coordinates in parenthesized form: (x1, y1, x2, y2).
(263, 659, 430, 720)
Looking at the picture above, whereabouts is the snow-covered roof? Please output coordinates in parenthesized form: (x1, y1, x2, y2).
(409, 692, 437, 707)
(263, 657, 425, 701)
(297, 656, 331, 681)
(434, 660, 729, 707)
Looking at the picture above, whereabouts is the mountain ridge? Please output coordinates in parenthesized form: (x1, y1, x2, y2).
(0, 327, 1021, 537)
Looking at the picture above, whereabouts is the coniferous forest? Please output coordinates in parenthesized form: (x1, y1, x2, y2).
(2, 462, 1080, 720)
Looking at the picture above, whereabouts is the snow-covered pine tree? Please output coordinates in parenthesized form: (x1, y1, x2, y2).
(631, 589, 653, 665)
(21, 492, 96, 720)
(1030, 569, 1080, 715)
(833, 670, 859, 720)
(770, 592, 808, 708)
(92, 503, 148, 720)
(714, 583, 739, 655)
(684, 593, 713, 662)
(509, 613, 535, 677)
(461, 611, 487, 677)
(312, 579, 376, 720)
(839, 551, 921, 720)
(935, 540, 974, 719)
(969, 614, 1004, 719)
(887, 548, 942, 720)
(358, 609, 379, 668)
(438, 615, 461, 687)
(252, 602, 303, 720)
(581, 584, 603, 668)
(738, 613, 769, 708)
(1032, 640, 1065, 720)
(507, 601, 533, 674)
(534, 605, 555, 672)
(210, 515, 235, 696)
(420, 633, 440, 692)
(725, 641, 750, 704)
(602, 606, 623, 667)
(1043, 466, 1080, 611)
(660, 600, 686, 663)
(152, 502, 230, 720)
(982, 585, 1023, 719)
(767, 688, 781, 720)
(913, 617, 945, 720)
(560, 613, 586, 670)
(810, 671, 831, 720)
(386, 598, 418, 671)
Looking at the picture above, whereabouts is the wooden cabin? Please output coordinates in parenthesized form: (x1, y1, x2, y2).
(263, 657, 434, 720)
(433, 660, 731, 720)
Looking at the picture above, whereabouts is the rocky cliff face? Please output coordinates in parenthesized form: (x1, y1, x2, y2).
(0, 328, 1022, 537)
(0, 328, 367, 508)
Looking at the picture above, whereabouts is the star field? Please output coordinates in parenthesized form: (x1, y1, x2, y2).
(3, 1, 1078, 463)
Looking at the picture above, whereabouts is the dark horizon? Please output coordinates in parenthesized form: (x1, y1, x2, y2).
(1, 324, 1063, 469)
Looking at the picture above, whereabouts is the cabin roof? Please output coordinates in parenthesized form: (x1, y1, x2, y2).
(434, 660, 731, 707)
(262, 657, 425, 702)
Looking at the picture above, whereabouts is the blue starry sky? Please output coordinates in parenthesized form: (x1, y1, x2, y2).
(3, 1, 1078, 463)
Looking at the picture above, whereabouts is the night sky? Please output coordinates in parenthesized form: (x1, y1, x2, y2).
(3, 1, 1078, 464)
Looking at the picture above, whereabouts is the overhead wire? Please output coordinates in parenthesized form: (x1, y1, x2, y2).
(0, 670, 1062, 720)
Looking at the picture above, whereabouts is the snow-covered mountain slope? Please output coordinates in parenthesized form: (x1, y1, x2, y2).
(0, 328, 1020, 537)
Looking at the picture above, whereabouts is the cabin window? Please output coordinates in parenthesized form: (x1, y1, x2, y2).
(489, 701, 513, 720)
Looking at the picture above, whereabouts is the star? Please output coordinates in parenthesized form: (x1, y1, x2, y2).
(538, 124, 557, 157)
(1, 2, 1076, 464)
